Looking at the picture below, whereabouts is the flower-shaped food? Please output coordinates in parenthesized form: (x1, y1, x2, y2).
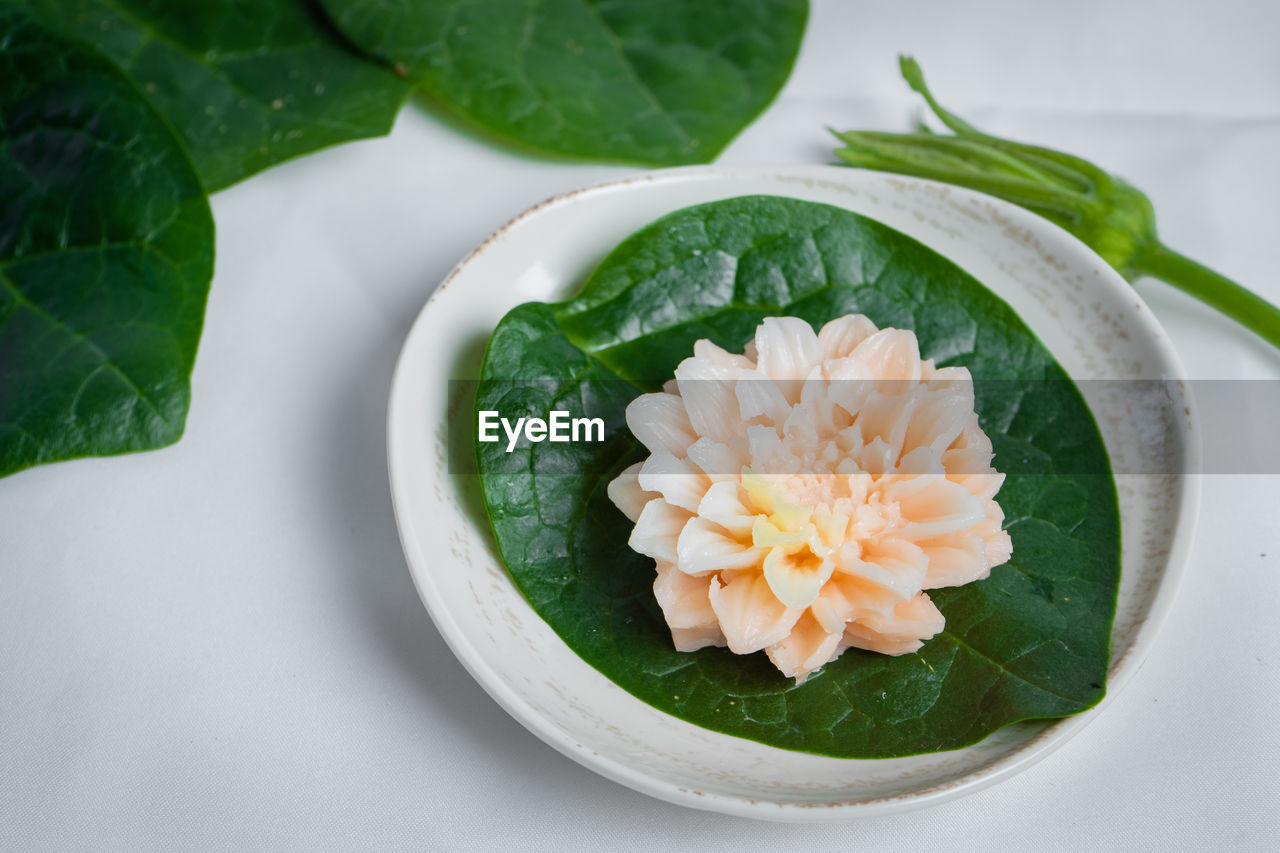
(606, 315, 1013, 683)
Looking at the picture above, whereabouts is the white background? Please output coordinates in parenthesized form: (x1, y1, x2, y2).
(4, 0, 1279, 848)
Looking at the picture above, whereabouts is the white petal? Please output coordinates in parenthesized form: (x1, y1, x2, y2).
(735, 370, 792, 425)
(854, 436, 897, 476)
(676, 517, 760, 575)
(746, 424, 783, 467)
(785, 364, 837, 439)
(927, 365, 972, 383)
(625, 393, 698, 457)
(606, 461, 655, 522)
(851, 328, 923, 385)
(855, 389, 919, 455)
(628, 499, 690, 564)
(686, 437, 745, 482)
(818, 314, 880, 360)
(637, 451, 710, 514)
(708, 572, 802, 654)
(695, 480, 756, 536)
(694, 338, 754, 369)
(904, 385, 973, 454)
(754, 317, 822, 382)
(674, 357, 741, 444)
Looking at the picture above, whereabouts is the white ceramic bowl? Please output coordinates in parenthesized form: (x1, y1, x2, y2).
(386, 166, 1199, 820)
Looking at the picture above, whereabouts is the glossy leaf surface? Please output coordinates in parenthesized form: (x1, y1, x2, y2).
(320, 0, 807, 165)
(28, 0, 412, 190)
(0, 7, 214, 476)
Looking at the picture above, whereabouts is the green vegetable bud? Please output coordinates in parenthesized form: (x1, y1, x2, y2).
(833, 57, 1280, 351)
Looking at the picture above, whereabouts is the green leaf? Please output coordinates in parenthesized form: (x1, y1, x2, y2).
(0, 6, 214, 478)
(24, 0, 413, 191)
(475, 196, 1119, 758)
(318, 0, 808, 165)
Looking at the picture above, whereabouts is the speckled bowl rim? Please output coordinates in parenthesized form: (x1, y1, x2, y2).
(386, 165, 1201, 820)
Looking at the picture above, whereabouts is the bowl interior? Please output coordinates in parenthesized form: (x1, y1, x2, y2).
(387, 166, 1197, 819)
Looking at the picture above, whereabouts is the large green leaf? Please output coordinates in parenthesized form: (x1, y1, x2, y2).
(319, 0, 808, 165)
(25, 0, 412, 191)
(475, 196, 1120, 758)
(0, 6, 214, 478)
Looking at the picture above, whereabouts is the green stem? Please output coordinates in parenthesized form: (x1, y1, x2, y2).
(1134, 242, 1280, 349)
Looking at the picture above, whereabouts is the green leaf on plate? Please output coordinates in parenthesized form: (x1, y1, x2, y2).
(475, 195, 1120, 758)
(24, 0, 413, 191)
(318, 0, 808, 165)
(0, 6, 214, 478)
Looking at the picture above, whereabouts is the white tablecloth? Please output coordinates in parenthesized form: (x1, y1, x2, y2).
(4, 1, 1278, 848)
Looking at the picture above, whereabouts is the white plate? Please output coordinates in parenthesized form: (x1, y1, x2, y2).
(386, 166, 1199, 820)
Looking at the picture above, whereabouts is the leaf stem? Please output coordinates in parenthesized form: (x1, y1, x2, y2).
(1133, 242, 1280, 349)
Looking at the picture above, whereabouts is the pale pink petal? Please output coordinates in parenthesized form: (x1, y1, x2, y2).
(854, 389, 918, 453)
(625, 393, 697, 457)
(670, 624, 727, 652)
(942, 413, 995, 479)
(885, 476, 987, 540)
(904, 385, 972, 454)
(842, 593, 945, 656)
(754, 317, 822, 382)
(858, 537, 929, 594)
(977, 503, 1014, 567)
(628, 499, 690, 564)
(708, 572, 802, 654)
(694, 338, 754, 369)
(653, 561, 718, 629)
(820, 539, 925, 630)
(896, 445, 945, 476)
(920, 533, 990, 589)
(951, 471, 1005, 500)
(676, 517, 760, 575)
(606, 461, 655, 522)
(765, 611, 842, 684)
(637, 451, 710, 514)
(818, 315, 879, 360)
(812, 571, 903, 632)
(851, 328, 924, 385)
(926, 365, 972, 383)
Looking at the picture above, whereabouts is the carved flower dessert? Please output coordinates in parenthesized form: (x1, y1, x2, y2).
(606, 315, 1013, 684)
